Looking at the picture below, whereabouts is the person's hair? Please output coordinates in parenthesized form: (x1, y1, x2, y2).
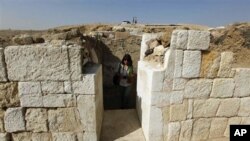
(121, 53, 133, 66)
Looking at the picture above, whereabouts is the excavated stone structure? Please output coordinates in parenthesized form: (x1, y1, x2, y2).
(0, 43, 103, 141)
(137, 30, 250, 141)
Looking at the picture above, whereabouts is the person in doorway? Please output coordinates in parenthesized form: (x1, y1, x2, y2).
(117, 53, 134, 109)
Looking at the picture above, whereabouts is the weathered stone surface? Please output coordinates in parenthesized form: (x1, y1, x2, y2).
(5, 45, 71, 81)
(83, 132, 98, 141)
(25, 108, 48, 132)
(218, 52, 234, 77)
(73, 77, 95, 94)
(32, 133, 52, 141)
(184, 79, 213, 98)
(162, 106, 170, 124)
(4, 107, 25, 132)
(167, 122, 181, 141)
(0, 109, 4, 132)
(217, 98, 240, 117)
(193, 99, 220, 118)
(52, 132, 84, 141)
(43, 94, 76, 107)
(176, 30, 188, 49)
(12, 132, 32, 141)
(151, 91, 170, 107)
(20, 95, 43, 107)
(234, 68, 250, 97)
(0, 133, 10, 141)
(182, 51, 201, 78)
(170, 30, 178, 49)
(152, 45, 166, 56)
(191, 118, 211, 141)
(48, 108, 83, 132)
(179, 120, 193, 141)
(77, 95, 97, 132)
(241, 117, 250, 124)
(41, 81, 64, 94)
(0, 82, 19, 107)
(170, 91, 184, 105)
(210, 78, 235, 98)
(187, 99, 193, 119)
(173, 78, 187, 90)
(170, 100, 188, 121)
(64, 81, 72, 93)
(68, 47, 83, 80)
(148, 106, 163, 141)
(147, 39, 160, 49)
(209, 118, 228, 138)
(174, 50, 183, 78)
(238, 97, 250, 116)
(18, 82, 41, 96)
(224, 117, 242, 137)
(0, 48, 7, 82)
(187, 30, 210, 50)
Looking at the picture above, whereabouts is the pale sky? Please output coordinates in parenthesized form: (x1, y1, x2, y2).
(0, 0, 250, 30)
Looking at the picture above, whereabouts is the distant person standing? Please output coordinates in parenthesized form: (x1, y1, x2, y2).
(117, 54, 134, 109)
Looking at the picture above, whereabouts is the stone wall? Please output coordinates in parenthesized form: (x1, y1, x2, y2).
(137, 30, 250, 141)
(0, 43, 103, 141)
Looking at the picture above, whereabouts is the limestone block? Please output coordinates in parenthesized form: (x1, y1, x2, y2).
(234, 68, 250, 97)
(193, 99, 220, 118)
(77, 95, 97, 132)
(209, 118, 228, 139)
(52, 132, 84, 141)
(151, 70, 165, 92)
(179, 120, 193, 141)
(217, 52, 234, 77)
(32, 133, 52, 141)
(73, 76, 95, 94)
(151, 91, 170, 107)
(176, 30, 188, 50)
(48, 108, 83, 132)
(12, 132, 32, 141)
(25, 108, 48, 132)
(43, 94, 76, 107)
(153, 45, 166, 56)
(241, 117, 250, 124)
(173, 78, 188, 90)
(4, 45, 70, 81)
(162, 106, 170, 124)
(174, 50, 183, 78)
(187, 99, 193, 119)
(18, 82, 41, 96)
(0, 48, 7, 82)
(170, 100, 188, 121)
(68, 47, 83, 80)
(170, 30, 178, 49)
(184, 79, 213, 98)
(0, 133, 10, 141)
(64, 81, 72, 93)
(167, 122, 181, 141)
(0, 119, 4, 132)
(170, 91, 184, 105)
(191, 118, 211, 141)
(4, 107, 25, 132)
(41, 81, 64, 94)
(210, 78, 235, 98)
(0, 82, 19, 108)
(187, 30, 210, 50)
(217, 98, 240, 117)
(20, 95, 43, 107)
(182, 51, 201, 78)
(148, 106, 163, 141)
(83, 132, 98, 141)
(224, 117, 242, 137)
(238, 97, 250, 116)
